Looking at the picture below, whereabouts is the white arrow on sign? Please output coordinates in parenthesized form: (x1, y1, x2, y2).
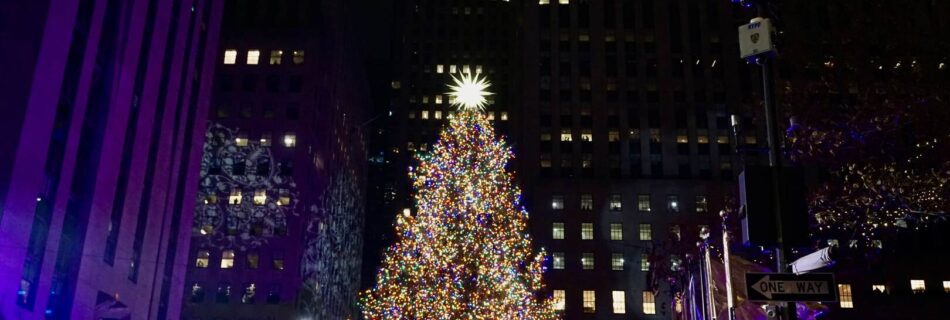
(752, 275, 831, 299)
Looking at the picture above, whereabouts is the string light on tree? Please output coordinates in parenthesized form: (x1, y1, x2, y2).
(361, 76, 558, 319)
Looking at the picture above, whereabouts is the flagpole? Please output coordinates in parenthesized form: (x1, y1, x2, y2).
(722, 210, 736, 320)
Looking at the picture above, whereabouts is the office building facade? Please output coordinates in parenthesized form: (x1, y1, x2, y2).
(520, 0, 748, 318)
(181, 0, 368, 319)
(0, 0, 223, 318)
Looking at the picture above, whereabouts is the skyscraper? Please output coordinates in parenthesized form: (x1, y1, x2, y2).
(520, 1, 747, 318)
(0, 0, 223, 318)
(180, 0, 368, 319)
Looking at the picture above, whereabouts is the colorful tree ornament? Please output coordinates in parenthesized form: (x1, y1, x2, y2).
(361, 75, 558, 319)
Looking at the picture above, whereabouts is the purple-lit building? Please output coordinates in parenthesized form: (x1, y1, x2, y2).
(0, 0, 223, 319)
(180, 1, 368, 319)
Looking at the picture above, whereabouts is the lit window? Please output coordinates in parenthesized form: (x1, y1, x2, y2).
(610, 224, 623, 241)
(872, 284, 886, 293)
(450, 64, 457, 73)
(581, 223, 593, 240)
(435, 95, 443, 104)
(500, 112, 508, 120)
(838, 284, 853, 308)
(559, 0, 570, 4)
(552, 223, 565, 239)
(476, 65, 483, 73)
(582, 252, 594, 270)
(911, 280, 926, 293)
(223, 49, 237, 64)
(253, 189, 266, 205)
(642, 291, 656, 314)
(717, 135, 729, 144)
(582, 290, 595, 313)
(640, 254, 650, 271)
(292, 50, 305, 64)
(667, 195, 680, 212)
(677, 134, 689, 144)
(434, 111, 442, 119)
(463, 64, 471, 74)
(228, 189, 242, 205)
(539, 0, 550, 4)
(436, 64, 444, 73)
(551, 194, 564, 210)
(283, 133, 296, 147)
(421, 110, 429, 119)
(611, 253, 624, 270)
(695, 196, 708, 213)
(196, 250, 210, 268)
(580, 194, 593, 210)
(560, 129, 572, 141)
(277, 189, 291, 206)
(612, 291, 626, 314)
(422, 96, 429, 104)
(609, 131, 620, 142)
(220, 250, 235, 269)
(247, 252, 259, 269)
(488, 112, 495, 120)
(639, 224, 652, 240)
(943, 281, 950, 293)
(269, 50, 282, 64)
(391, 81, 401, 89)
(260, 132, 272, 146)
(553, 252, 565, 269)
(581, 130, 593, 142)
(552, 290, 565, 311)
(609, 194, 622, 211)
(235, 133, 248, 146)
(246, 50, 260, 65)
(638, 194, 651, 212)
(671, 225, 682, 241)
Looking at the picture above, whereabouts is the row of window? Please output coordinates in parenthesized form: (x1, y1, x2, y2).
(550, 289, 655, 314)
(194, 250, 285, 271)
(542, 129, 739, 144)
(203, 189, 292, 206)
(223, 49, 304, 65)
(551, 223, 697, 241)
(551, 252, 650, 272)
(835, 281, 950, 309)
(408, 110, 508, 120)
(551, 193, 708, 213)
(189, 282, 280, 305)
(231, 132, 296, 148)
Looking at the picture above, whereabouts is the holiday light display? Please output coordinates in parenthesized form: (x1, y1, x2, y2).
(360, 75, 557, 319)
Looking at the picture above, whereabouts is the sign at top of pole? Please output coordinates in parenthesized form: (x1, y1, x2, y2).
(738, 17, 775, 58)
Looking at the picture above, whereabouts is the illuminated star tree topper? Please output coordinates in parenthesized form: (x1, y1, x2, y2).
(447, 72, 493, 111)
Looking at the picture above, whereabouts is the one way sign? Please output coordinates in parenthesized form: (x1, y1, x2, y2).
(745, 273, 838, 302)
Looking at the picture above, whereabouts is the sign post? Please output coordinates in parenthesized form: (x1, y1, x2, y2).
(745, 273, 838, 302)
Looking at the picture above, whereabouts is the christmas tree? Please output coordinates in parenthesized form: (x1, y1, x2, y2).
(361, 74, 558, 319)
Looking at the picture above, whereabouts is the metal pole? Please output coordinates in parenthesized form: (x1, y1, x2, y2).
(755, 1, 796, 319)
(703, 243, 717, 320)
(722, 211, 735, 320)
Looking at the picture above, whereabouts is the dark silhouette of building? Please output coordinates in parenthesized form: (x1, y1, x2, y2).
(0, 0, 224, 318)
(181, 0, 368, 319)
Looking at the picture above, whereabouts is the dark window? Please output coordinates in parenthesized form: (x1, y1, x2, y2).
(288, 76, 302, 93)
(266, 75, 280, 92)
(242, 75, 257, 91)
